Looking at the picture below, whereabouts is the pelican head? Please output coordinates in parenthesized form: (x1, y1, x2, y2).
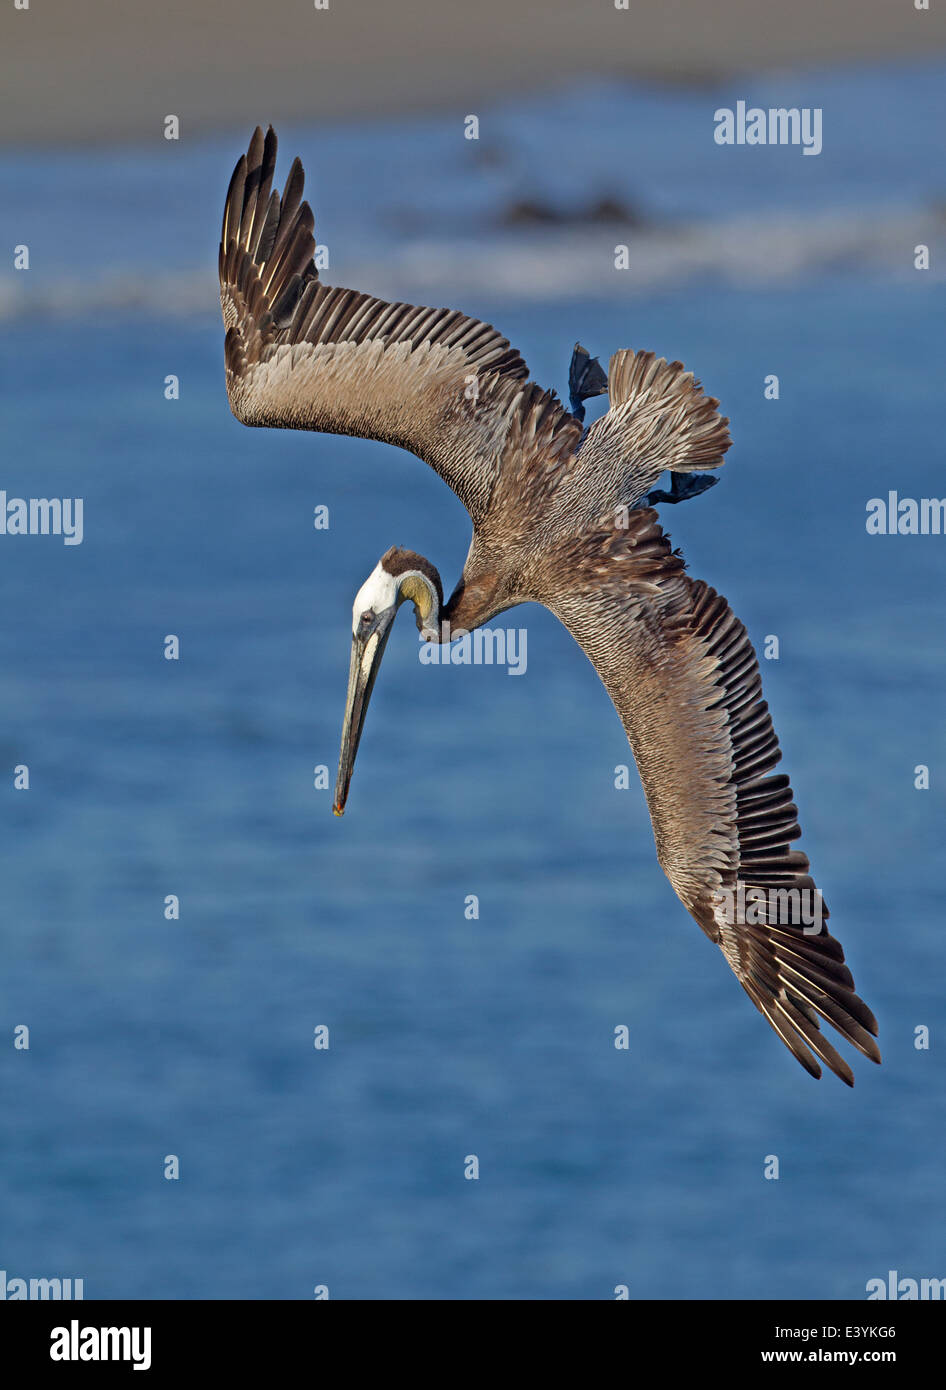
(333, 546, 443, 815)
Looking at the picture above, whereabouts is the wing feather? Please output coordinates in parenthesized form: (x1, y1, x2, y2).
(548, 351, 732, 526)
(219, 127, 538, 523)
(535, 510, 879, 1084)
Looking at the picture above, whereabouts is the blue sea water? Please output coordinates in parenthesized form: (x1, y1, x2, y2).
(0, 66, 944, 1300)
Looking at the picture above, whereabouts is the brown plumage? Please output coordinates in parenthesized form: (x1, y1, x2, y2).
(220, 127, 880, 1086)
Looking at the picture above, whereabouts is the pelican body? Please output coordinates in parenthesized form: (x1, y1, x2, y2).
(220, 127, 880, 1086)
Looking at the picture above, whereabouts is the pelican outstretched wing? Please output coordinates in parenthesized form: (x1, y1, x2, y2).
(219, 126, 535, 523)
(537, 510, 880, 1085)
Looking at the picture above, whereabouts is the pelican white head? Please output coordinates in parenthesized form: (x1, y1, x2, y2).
(334, 547, 443, 815)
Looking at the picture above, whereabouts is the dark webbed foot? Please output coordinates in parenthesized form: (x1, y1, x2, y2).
(640, 472, 719, 508)
(568, 341, 609, 422)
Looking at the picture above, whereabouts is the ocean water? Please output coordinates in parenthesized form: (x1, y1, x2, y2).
(0, 66, 944, 1300)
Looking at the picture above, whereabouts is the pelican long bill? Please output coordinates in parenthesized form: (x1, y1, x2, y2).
(333, 612, 396, 816)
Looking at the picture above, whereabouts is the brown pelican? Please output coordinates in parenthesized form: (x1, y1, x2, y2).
(219, 127, 880, 1086)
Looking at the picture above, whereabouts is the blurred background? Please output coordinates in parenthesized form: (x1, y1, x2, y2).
(0, 1, 944, 1300)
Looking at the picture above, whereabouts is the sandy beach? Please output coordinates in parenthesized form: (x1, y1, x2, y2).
(2, 0, 945, 146)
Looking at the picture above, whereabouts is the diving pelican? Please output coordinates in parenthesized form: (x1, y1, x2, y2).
(219, 128, 880, 1086)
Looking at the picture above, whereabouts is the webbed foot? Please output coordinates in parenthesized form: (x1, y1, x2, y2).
(568, 341, 609, 422)
(641, 472, 719, 507)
